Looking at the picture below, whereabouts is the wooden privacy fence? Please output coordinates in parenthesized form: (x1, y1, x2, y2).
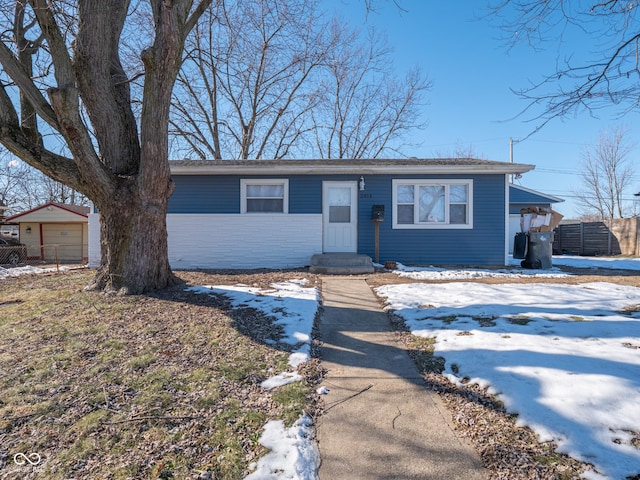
(553, 217, 640, 256)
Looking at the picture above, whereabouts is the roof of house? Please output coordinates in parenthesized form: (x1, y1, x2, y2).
(6, 202, 90, 222)
(169, 158, 535, 175)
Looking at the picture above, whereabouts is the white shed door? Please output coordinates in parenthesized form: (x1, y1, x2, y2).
(323, 181, 357, 252)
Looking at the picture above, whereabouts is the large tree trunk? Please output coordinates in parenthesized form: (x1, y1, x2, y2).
(0, 0, 211, 294)
(91, 190, 176, 294)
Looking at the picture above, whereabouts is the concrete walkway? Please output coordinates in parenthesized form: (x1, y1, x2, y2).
(316, 276, 486, 480)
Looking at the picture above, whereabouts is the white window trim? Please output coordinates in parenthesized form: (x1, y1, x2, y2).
(241, 179, 289, 214)
(392, 179, 473, 229)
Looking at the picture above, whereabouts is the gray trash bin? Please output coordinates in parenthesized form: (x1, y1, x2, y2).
(513, 232, 528, 259)
(521, 231, 554, 269)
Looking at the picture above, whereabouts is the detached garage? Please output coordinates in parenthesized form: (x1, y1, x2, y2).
(6, 203, 89, 263)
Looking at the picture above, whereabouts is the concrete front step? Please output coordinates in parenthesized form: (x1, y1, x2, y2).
(309, 253, 374, 274)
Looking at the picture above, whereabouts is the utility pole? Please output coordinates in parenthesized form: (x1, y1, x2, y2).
(509, 137, 519, 183)
(510, 137, 514, 164)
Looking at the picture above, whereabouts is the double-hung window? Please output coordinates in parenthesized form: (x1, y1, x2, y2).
(392, 179, 472, 228)
(241, 179, 289, 213)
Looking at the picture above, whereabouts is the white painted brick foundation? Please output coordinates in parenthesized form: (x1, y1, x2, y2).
(89, 213, 323, 270)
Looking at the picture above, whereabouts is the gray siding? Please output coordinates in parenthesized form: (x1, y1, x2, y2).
(169, 173, 508, 265)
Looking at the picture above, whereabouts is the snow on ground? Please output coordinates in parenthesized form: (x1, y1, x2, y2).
(6, 257, 639, 478)
(187, 280, 321, 480)
(393, 262, 571, 280)
(393, 254, 640, 281)
(187, 279, 320, 373)
(376, 280, 640, 480)
(547, 255, 640, 271)
(0, 264, 69, 279)
(244, 414, 319, 480)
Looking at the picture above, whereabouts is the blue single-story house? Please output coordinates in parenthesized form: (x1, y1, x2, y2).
(88, 158, 534, 270)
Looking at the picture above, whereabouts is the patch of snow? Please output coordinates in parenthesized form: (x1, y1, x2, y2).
(390, 255, 640, 281)
(376, 280, 640, 480)
(0, 265, 69, 279)
(244, 414, 319, 480)
(188, 281, 321, 479)
(392, 262, 570, 280)
(261, 372, 303, 390)
(541, 255, 640, 271)
(187, 280, 319, 376)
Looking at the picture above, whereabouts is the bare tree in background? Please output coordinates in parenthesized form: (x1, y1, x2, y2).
(0, 153, 88, 214)
(0, 155, 31, 213)
(434, 141, 486, 160)
(311, 25, 430, 159)
(490, 1, 640, 127)
(575, 126, 635, 220)
(172, 0, 334, 159)
(0, 0, 212, 293)
(36, 171, 88, 207)
(171, 1, 430, 160)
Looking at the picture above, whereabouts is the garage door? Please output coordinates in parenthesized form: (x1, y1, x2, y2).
(42, 223, 84, 262)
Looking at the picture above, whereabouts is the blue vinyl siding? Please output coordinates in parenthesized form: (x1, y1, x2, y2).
(170, 175, 240, 213)
(170, 174, 326, 214)
(356, 174, 506, 265)
(510, 185, 554, 204)
(508, 185, 558, 215)
(169, 172, 508, 265)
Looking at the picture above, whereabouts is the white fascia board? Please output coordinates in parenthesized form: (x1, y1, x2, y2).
(170, 162, 535, 176)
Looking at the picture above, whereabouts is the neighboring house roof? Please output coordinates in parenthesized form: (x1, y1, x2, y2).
(6, 202, 90, 222)
(169, 158, 534, 175)
(509, 184, 564, 205)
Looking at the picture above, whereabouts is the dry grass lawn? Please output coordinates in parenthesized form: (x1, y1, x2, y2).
(0, 269, 322, 480)
(1, 263, 637, 479)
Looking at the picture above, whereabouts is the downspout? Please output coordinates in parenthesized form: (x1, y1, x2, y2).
(504, 174, 510, 266)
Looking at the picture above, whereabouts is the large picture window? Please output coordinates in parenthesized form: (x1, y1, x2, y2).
(392, 180, 472, 229)
(241, 179, 289, 213)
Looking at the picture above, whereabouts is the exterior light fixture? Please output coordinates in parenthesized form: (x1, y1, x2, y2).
(359, 176, 365, 191)
(26, 226, 32, 234)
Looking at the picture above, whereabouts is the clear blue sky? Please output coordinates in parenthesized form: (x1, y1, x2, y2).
(331, 1, 640, 219)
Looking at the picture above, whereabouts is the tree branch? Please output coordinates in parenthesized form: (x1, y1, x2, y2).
(0, 41, 59, 130)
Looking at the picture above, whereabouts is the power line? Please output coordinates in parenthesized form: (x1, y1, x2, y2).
(532, 167, 640, 181)
(534, 168, 579, 175)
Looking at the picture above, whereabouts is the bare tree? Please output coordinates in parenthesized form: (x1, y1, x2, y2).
(434, 141, 486, 159)
(0, 154, 32, 214)
(0, 0, 211, 293)
(171, 0, 334, 160)
(171, 2, 429, 160)
(490, 1, 640, 127)
(0, 152, 87, 214)
(34, 170, 88, 206)
(311, 25, 430, 159)
(575, 126, 635, 220)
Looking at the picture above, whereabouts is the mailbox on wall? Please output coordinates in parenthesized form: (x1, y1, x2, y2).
(372, 205, 384, 221)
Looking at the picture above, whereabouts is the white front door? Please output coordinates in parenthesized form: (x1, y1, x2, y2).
(323, 181, 358, 252)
